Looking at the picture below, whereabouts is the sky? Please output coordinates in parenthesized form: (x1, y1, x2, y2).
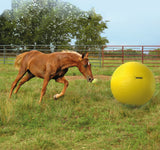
(0, 0, 160, 45)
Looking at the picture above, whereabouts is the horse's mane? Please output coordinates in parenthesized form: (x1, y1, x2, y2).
(61, 50, 82, 57)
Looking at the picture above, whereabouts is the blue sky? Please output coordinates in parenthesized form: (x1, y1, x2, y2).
(0, 0, 160, 45)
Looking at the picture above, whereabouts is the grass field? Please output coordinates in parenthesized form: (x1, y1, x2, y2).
(0, 64, 160, 150)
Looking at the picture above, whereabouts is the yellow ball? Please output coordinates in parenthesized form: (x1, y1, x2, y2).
(92, 78, 98, 83)
(111, 62, 155, 105)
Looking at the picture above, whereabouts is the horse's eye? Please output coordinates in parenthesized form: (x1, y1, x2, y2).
(84, 64, 88, 68)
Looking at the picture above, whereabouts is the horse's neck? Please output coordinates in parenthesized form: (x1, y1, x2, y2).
(61, 54, 80, 69)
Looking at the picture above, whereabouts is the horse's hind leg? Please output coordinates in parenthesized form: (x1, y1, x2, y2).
(54, 77, 69, 99)
(9, 69, 27, 98)
(14, 71, 35, 94)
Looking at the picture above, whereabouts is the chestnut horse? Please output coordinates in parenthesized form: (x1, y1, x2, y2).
(9, 50, 94, 103)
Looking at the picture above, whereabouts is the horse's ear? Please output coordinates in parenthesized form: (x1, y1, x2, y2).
(80, 53, 88, 61)
(85, 53, 89, 58)
(82, 53, 88, 59)
(82, 53, 85, 59)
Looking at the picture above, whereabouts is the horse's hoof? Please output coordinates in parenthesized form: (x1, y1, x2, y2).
(53, 95, 57, 100)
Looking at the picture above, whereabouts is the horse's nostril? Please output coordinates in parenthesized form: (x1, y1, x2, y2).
(87, 76, 93, 82)
(89, 77, 93, 82)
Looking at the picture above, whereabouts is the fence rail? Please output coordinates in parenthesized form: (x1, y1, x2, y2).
(0, 45, 160, 67)
(102, 45, 160, 67)
(0, 45, 102, 67)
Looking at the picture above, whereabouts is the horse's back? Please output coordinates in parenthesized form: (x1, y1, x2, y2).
(23, 50, 67, 65)
(28, 50, 42, 56)
(24, 50, 45, 60)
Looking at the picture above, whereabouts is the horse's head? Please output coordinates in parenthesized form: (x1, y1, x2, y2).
(78, 53, 94, 82)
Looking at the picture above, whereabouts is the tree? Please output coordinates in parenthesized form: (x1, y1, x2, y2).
(12, 0, 81, 45)
(75, 9, 109, 46)
(35, 8, 72, 45)
(34, 3, 80, 45)
(14, 5, 49, 44)
(0, 13, 17, 44)
(0, 0, 109, 46)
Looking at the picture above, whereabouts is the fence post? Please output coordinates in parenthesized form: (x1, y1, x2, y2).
(102, 46, 105, 67)
(3, 46, 6, 64)
(142, 46, 144, 64)
(99, 46, 102, 67)
(122, 46, 124, 64)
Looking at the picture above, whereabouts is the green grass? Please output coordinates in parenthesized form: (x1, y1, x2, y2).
(0, 64, 160, 150)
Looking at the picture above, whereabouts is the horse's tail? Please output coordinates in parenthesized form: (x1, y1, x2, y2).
(14, 52, 28, 70)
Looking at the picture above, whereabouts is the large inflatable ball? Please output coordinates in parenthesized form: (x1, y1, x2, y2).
(111, 62, 155, 105)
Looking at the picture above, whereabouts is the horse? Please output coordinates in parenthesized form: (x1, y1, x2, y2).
(9, 50, 94, 103)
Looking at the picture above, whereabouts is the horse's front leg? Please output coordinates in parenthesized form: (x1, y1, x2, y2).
(39, 77, 50, 103)
(54, 77, 69, 99)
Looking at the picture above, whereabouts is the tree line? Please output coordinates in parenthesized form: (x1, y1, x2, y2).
(0, 0, 109, 46)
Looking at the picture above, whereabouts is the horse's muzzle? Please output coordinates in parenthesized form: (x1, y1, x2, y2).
(87, 76, 94, 82)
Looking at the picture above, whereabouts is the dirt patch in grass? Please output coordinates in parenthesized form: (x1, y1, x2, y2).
(155, 76, 160, 82)
(66, 75, 160, 82)
(66, 75, 111, 81)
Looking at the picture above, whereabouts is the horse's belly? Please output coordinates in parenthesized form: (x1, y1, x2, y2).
(28, 62, 46, 79)
(53, 68, 68, 79)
